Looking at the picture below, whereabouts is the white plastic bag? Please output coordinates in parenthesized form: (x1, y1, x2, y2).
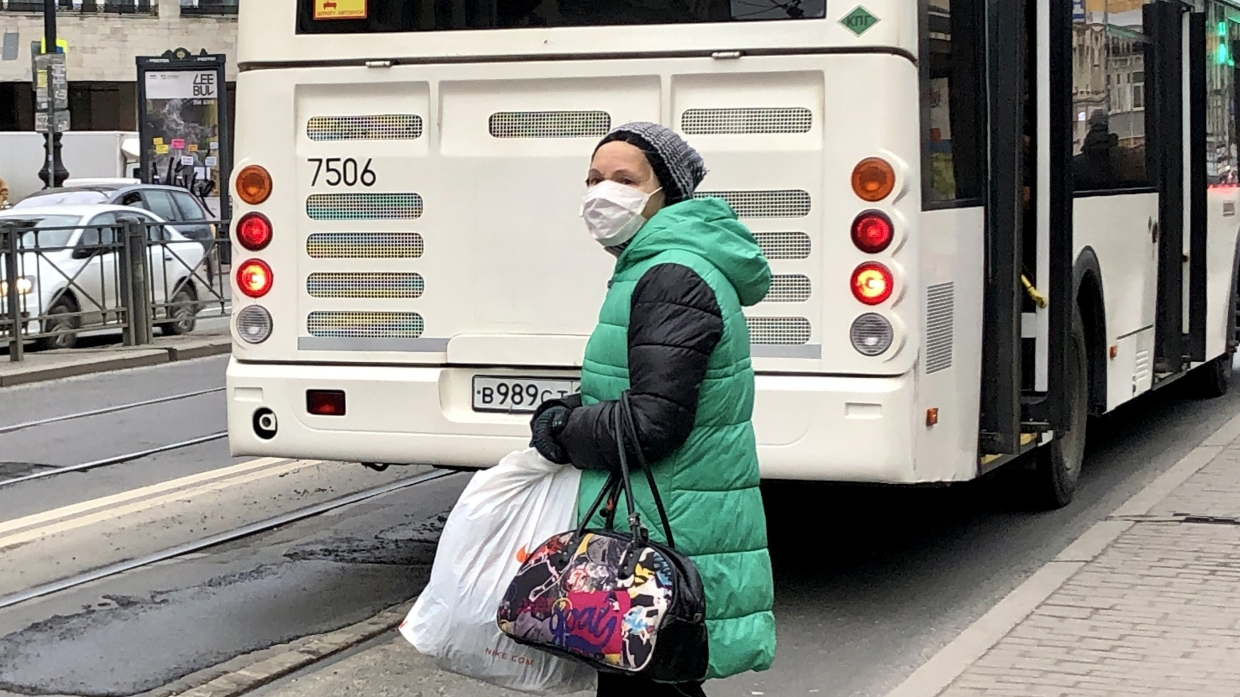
(400, 448, 596, 695)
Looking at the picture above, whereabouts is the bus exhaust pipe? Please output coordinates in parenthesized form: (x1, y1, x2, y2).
(254, 408, 278, 440)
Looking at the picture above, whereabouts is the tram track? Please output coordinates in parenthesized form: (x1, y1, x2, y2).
(0, 386, 231, 488)
(0, 468, 457, 611)
(0, 431, 230, 488)
(0, 387, 226, 436)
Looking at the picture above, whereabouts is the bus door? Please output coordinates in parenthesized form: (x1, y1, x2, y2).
(1149, 0, 1208, 377)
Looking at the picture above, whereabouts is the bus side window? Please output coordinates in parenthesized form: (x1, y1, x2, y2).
(920, 0, 985, 208)
(1070, 0, 1155, 194)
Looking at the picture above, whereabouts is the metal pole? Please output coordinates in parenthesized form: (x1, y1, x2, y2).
(4, 225, 24, 362)
(42, 0, 56, 189)
(125, 221, 152, 345)
(118, 221, 136, 346)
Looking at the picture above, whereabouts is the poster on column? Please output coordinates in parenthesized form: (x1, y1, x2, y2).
(137, 54, 231, 219)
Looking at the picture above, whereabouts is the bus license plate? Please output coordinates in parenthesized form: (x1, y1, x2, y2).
(472, 376, 580, 414)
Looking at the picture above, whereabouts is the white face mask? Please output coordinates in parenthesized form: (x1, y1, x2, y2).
(580, 180, 660, 249)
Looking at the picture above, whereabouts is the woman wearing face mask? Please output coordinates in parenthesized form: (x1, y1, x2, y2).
(529, 122, 776, 697)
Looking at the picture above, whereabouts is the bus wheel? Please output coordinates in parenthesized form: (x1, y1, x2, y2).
(1032, 313, 1088, 510)
(1186, 283, 1237, 399)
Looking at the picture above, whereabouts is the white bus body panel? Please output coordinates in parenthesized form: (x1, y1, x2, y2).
(226, 51, 989, 483)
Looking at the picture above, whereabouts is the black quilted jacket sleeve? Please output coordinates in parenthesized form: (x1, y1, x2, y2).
(558, 263, 725, 472)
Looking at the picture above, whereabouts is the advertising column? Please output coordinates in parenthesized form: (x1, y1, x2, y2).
(136, 52, 231, 220)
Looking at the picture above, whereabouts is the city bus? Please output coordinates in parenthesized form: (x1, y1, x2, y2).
(226, 0, 1240, 509)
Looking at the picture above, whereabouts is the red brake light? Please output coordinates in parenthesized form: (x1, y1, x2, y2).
(237, 259, 273, 298)
(851, 211, 894, 254)
(307, 390, 346, 416)
(236, 213, 273, 251)
(851, 262, 894, 305)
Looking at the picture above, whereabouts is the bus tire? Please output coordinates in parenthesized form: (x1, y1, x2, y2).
(1032, 312, 1088, 510)
(1187, 354, 1232, 398)
(1186, 277, 1237, 399)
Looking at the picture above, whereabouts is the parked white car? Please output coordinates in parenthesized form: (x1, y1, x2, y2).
(0, 204, 206, 350)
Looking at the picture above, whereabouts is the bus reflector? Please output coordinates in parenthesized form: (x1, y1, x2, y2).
(237, 260, 274, 298)
(307, 390, 347, 416)
(850, 312, 894, 355)
(851, 158, 896, 202)
(851, 262, 893, 305)
(236, 213, 273, 251)
(236, 165, 273, 205)
(851, 211, 894, 253)
(237, 305, 273, 344)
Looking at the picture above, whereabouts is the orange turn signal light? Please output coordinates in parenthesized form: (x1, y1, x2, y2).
(851, 158, 896, 202)
(236, 165, 273, 205)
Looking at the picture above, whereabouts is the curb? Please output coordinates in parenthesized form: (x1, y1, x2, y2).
(0, 338, 232, 387)
(884, 409, 1240, 697)
(139, 602, 412, 697)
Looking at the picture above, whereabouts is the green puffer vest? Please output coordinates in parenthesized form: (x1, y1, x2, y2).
(576, 197, 776, 680)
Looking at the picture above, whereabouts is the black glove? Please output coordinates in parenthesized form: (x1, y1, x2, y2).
(530, 392, 582, 423)
(530, 405, 572, 464)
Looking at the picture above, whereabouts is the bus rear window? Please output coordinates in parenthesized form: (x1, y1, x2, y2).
(297, 0, 827, 33)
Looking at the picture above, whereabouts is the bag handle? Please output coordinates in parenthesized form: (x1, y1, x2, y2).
(617, 392, 677, 550)
(572, 404, 647, 543)
(571, 393, 679, 550)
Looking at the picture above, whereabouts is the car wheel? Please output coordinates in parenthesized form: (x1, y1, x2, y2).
(158, 284, 197, 336)
(37, 298, 80, 351)
(1030, 311, 1089, 510)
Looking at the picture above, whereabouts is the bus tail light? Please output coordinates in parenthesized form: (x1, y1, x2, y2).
(236, 213, 273, 251)
(850, 313, 894, 356)
(237, 259, 273, 298)
(237, 305, 273, 344)
(307, 390, 346, 416)
(851, 262, 894, 305)
(236, 165, 273, 205)
(851, 211, 894, 254)
(851, 158, 896, 202)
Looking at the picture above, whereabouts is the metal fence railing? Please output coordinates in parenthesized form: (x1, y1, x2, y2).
(0, 1, 155, 13)
(179, 0, 237, 15)
(1, 218, 231, 361)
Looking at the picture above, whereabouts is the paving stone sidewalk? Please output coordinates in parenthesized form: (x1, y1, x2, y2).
(926, 431, 1240, 697)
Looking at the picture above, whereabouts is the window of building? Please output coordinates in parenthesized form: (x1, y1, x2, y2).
(1070, 0, 1154, 193)
(920, 0, 986, 207)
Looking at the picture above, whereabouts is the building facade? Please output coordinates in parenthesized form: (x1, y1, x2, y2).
(0, 0, 237, 132)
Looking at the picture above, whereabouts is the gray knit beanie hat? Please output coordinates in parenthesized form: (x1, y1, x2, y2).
(594, 122, 708, 204)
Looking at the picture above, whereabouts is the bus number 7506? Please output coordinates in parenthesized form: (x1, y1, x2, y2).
(309, 158, 377, 187)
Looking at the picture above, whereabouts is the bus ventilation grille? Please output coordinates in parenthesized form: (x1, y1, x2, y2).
(695, 190, 812, 218)
(764, 275, 812, 303)
(925, 282, 955, 374)
(681, 107, 813, 135)
(307, 114, 424, 141)
(306, 193, 423, 220)
(489, 111, 611, 139)
(307, 232, 424, 259)
(754, 232, 812, 260)
(307, 311, 425, 339)
(307, 272, 425, 299)
(747, 317, 811, 345)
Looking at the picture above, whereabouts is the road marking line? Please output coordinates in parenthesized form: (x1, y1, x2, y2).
(0, 456, 287, 537)
(0, 459, 321, 550)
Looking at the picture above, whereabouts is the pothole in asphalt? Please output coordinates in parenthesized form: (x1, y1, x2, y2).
(0, 560, 429, 697)
(0, 462, 54, 480)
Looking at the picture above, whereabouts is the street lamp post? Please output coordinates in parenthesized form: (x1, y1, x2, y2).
(37, 0, 68, 190)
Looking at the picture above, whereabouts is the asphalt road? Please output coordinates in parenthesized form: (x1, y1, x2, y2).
(0, 355, 1237, 697)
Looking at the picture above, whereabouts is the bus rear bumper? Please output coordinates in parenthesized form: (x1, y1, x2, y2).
(226, 359, 920, 483)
